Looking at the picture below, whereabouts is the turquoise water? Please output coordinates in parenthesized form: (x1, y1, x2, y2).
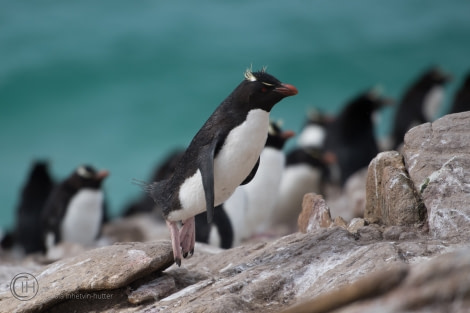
(1, 0, 470, 229)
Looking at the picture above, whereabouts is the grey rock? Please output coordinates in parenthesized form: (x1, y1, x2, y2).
(127, 274, 177, 304)
(365, 151, 426, 226)
(383, 226, 406, 240)
(281, 264, 409, 313)
(0, 225, 464, 313)
(145, 228, 409, 313)
(357, 224, 383, 241)
(298, 193, 333, 233)
(0, 240, 173, 313)
(333, 216, 348, 229)
(399, 231, 418, 241)
(403, 111, 470, 240)
(347, 218, 366, 234)
(329, 247, 470, 313)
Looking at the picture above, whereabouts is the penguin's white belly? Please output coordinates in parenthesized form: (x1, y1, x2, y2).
(171, 109, 269, 221)
(297, 125, 326, 148)
(423, 86, 444, 122)
(60, 189, 103, 246)
(244, 147, 285, 233)
(215, 187, 247, 246)
(273, 164, 322, 225)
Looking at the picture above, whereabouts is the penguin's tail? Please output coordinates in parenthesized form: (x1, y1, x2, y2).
(131, 178, 166, 204)
(131, 178, 153, 194)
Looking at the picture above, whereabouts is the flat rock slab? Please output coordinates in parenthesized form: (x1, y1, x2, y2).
(130, 228, 449, 313)
(0, 240, 173, 313)
(326, 247, 470, 313)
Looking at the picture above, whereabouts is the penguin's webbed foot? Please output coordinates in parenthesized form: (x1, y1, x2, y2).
(180, 217, 196, 258)
(166, 220, 182, 266)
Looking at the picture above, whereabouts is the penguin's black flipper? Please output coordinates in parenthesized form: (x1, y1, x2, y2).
(41, 187, 70, 246)
(199, 138, 219, 224)
(240, 156, 260, 185)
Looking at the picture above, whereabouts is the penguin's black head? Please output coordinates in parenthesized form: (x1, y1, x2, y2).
(420, 66, 452, 87)
(342, 87, 393, 123)
(30, 161, 52, 182)
(305, 109, 332, 128)
(70, 165, 109, 189)
(266, 120, 295, 150)
(353, 88, 393, 114)
(363, 87, 394, 111)
(236, 68, 298, 112)
(463, 71, 470, 88)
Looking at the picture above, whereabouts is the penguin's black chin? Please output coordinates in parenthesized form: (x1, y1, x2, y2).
(274, 83, 298, 96)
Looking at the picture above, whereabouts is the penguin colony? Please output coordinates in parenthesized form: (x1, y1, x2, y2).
(2, 67, 469, 267)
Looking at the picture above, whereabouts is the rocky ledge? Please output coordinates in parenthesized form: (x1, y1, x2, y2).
(1, 111, 470, 313)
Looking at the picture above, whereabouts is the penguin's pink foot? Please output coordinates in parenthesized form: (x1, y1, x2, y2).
(180, 217, 195, 258)
(166, 220, 182, 266)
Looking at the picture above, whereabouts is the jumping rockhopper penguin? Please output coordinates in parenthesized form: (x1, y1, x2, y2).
(141, 68, 298, 266)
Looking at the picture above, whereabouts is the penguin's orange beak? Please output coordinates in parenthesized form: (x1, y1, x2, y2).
(282, 130, 296, 139)
(97, 170, 109, 180)
(275, 83, 298, 96)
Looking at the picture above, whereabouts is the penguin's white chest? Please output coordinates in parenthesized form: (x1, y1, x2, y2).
(60, 189, 103, 246)
(172, 109, 269, 221)
(244, 147, 285, 216)
(230, 147, 285, 240)
(423, 86, 444, 122)
(297, 125, 326, 148)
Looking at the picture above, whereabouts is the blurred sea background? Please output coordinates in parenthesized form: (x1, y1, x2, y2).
(1, 0, 470, 230)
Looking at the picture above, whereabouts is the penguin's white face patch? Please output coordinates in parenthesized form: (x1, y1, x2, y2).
(77, 166, 93, 178)
(261, 81, 275, 87)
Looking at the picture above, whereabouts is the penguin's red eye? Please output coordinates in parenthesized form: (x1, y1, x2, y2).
(261, 87, 267, 93)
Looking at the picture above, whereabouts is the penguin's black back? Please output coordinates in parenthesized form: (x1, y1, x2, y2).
(450, 72, 470, 114)
(15, 161, 54, 253)
(392, 67, 450, 148)
(324, 90, 385, 185)
(286, 147, 327, 169)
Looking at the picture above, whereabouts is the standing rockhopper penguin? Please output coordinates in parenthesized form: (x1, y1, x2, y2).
(41, 165, 109, 251)
(391, 66, 451, 149)
(142, 68, 298, 266)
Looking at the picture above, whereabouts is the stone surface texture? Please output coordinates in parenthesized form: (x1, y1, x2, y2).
(365, 151, 425, 226)
(403, 111, 470, 240)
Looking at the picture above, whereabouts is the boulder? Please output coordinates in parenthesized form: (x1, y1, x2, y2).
(365, 151, 425, 226)
(403, 112, 470, 240)
(298, 193, 333, 233)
